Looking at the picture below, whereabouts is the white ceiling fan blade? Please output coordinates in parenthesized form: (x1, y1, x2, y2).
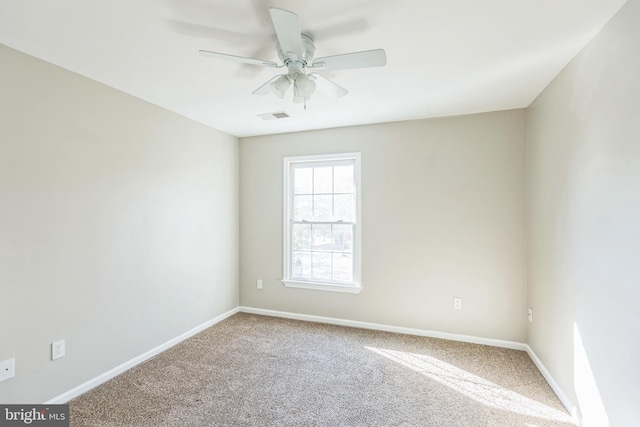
(269, 8, 302, 60)
(199, 50, 278, 68)
(311, 49, 387, 71)
(252, 75, 282, 95)
(170, 20, 261, 44)
(309, 74, 349, 98)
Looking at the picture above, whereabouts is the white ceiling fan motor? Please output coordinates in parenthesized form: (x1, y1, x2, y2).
(276, 34, 316, 69)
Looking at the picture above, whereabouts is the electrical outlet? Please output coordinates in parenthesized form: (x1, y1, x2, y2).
(0, 358, 15, 382)
(257, 279, 263, 290)
(52, 340, 66, 360)
(453, 297, 462, 310)
(528, 307, 533, 323)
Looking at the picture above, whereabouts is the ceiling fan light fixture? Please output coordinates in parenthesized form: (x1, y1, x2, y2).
(294, 73, 316, 98)
(270, 75, 291, 99)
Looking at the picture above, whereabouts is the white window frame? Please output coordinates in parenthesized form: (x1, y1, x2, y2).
(282, 152, 362, 294)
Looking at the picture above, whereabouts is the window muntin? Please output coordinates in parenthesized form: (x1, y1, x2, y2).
(283, 154, 360, 290)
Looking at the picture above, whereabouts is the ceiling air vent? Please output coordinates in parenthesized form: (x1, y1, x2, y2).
(258, 111, 290, 120)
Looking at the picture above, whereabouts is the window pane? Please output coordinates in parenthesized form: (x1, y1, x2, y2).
(332, 224, 353, 253)
(292, 251, 311, 278)
(286, 155, 359, 287)
(292, 224, 311, 250)
(312, 224, 332, 251)
(313, 167, 332, 194)
(294, 167, 313, 194)
(334, 165, 354, 193)
(312, 252, 332, 280)
(334, 194, 354, 221)
(294, 195, 313, 220)
(313, 195, 332, 220)
(332, 253, 353, 283)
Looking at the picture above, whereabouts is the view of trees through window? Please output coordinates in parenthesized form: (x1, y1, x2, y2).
(290, 162, 355, 283)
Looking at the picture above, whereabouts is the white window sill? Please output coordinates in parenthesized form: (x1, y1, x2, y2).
(281, 280, 362, 294)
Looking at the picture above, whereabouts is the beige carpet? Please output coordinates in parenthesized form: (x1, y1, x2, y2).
(69, 313, 575, 426)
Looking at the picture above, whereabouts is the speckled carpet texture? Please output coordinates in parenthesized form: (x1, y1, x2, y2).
(69, 313, 575, 426)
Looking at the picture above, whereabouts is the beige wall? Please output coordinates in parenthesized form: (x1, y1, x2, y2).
(0, 45, 239, 403)
(240, 110, 527, 342)
(526, 0, 640, 424)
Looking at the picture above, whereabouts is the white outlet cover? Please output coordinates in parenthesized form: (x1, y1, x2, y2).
(52, 340, 66, 360)
(0, 358, 15, 382)
(453, 297, 462, 310)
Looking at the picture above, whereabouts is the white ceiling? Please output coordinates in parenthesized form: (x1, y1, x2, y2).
(0, 0, 628, 137)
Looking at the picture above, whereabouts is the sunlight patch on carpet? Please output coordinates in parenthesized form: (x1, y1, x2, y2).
(366, 346, 575, 424)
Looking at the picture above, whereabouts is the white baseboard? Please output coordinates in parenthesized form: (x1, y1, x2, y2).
(239, 307, 580, 424)
(525, 345, 581, 425)
(45, 307, 239, 404)
(239, 306, 527, 351)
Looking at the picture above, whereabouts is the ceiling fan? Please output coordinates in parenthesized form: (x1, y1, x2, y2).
(199, 8, 387, 107)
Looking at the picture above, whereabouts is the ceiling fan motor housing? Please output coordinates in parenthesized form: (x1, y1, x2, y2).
(277, 34, 315, 69)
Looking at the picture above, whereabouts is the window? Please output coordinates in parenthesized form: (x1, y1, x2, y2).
(282, 153, 361, 293)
